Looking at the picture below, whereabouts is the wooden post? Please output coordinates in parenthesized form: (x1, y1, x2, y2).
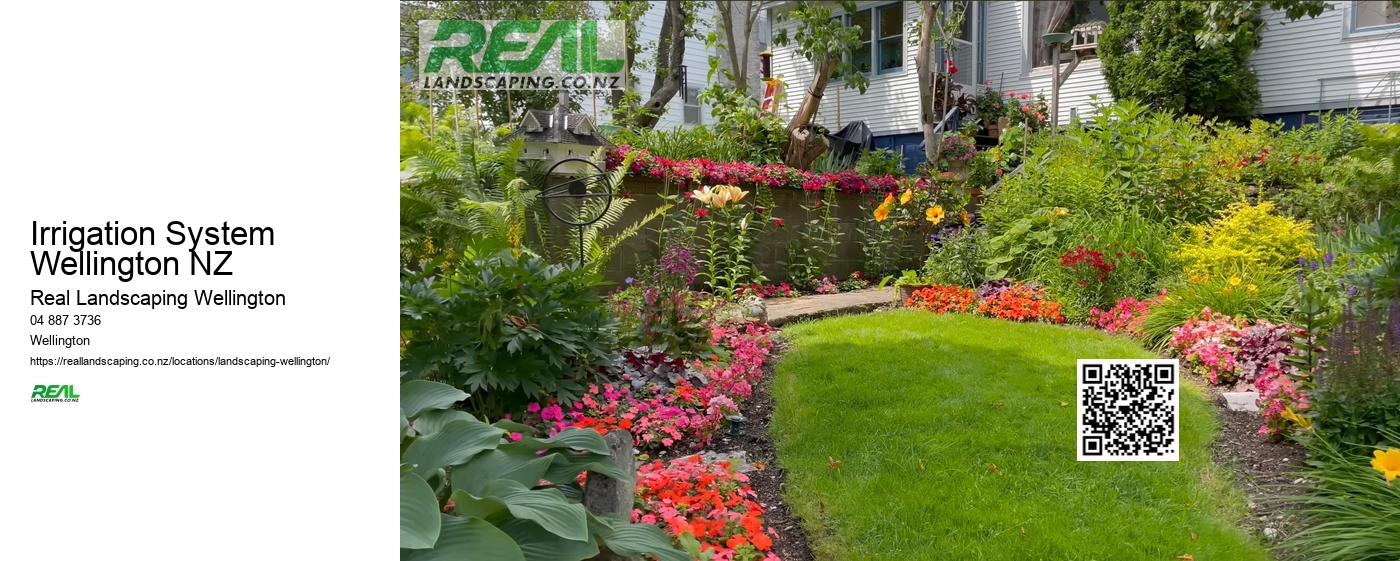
(584, 430, 638, 561)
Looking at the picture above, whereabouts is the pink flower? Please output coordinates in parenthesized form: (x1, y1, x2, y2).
(1020, 93, 1029, 100)
(1021, 105, 1030, 113)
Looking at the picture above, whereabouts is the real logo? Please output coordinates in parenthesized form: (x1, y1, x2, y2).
(32, 384, 80, 402)
(417, 20, 626, 90)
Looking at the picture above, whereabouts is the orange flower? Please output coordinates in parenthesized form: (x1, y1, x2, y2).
(874, 202, 892, 222)
(751, 532, 773, 551)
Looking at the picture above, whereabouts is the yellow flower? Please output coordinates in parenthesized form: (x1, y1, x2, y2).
(1373, 448, 1400, 486)
(882, 193, 895, 206)
(962, 210, 972, 226)
(1228, 276, 1242, 287)
(899, 189, 913, 205)
(1246, 283, 1257, 293)
(925, 205, 945, 224)
(692, 185, 748, 208)
(874, 203, 892, 222)
(1054, 207, 1069, 217)
(1280, 407, 1311, 430)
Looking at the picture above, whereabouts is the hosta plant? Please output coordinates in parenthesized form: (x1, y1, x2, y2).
(399, 379, 689, 561)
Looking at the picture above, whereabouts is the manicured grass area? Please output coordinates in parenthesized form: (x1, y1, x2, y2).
(772, 310, 1271, 560)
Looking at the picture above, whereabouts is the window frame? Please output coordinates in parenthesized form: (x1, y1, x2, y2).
(1350, 0, 1400, 34)
(1024, 0, 1108, 72)
(682, 86, 702, 125)
(832, 2, 905, 80)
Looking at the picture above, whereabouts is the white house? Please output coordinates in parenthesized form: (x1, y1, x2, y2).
(587, 1, 770, 130)
(766, 1, 1400, 165)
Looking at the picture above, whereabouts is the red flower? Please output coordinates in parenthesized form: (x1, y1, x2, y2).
(695, 208, 708, 218)
(774, 218, 785, 227)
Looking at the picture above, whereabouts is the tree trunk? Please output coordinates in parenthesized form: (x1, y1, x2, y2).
(716, 0, 763, 94)
(633, 0, 688, 130)
(782, 56, 838, 169)
(918, 0, 937, 165)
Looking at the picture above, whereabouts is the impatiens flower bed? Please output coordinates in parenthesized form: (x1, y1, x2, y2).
(976, 282, 1066, 323)
(905, 281, 1065, 323)
(634, 455, 781, 561)
(606, 146, 921, 195)
(523, 321, 777, 452)
(906, 285, 978, 314)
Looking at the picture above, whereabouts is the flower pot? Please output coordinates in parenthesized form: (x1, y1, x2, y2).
(986, 124, 1000, 138)
(948, 160, 969, 179)
(897, 284, 931, 306)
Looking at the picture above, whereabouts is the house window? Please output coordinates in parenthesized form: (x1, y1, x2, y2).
(1354, 1, 1400, 31)
(1028, 1, 1108, 68)
(835, 3, 903, 76)
(683, 86, 701, 124)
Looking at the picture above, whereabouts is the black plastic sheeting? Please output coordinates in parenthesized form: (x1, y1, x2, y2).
(823, 121, 874, 169)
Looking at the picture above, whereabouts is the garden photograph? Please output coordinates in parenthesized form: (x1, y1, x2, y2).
(399, 1, 1400, 560)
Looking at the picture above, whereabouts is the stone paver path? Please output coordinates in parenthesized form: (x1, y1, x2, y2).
(765, 287, 896, 326)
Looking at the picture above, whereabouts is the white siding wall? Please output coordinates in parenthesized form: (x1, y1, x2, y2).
(1251, 1, 1400, 113)
(982, 1, 1112, 126)
(589, 1, 718, 130)
(768, 1, 923, 136)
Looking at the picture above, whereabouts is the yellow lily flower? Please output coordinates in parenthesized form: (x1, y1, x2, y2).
(1228, 276, 1242, 287)
(1373, 448, 1400, 486)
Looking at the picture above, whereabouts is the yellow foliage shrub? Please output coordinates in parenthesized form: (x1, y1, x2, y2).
(1176, 202, 1318, 276)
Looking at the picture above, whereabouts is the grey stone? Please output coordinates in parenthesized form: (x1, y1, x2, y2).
(1219, 391, 1260, 412)
(1263, 527, 1279, 541)
(584, 430, 639, 561)
(699, 449, 756, 473)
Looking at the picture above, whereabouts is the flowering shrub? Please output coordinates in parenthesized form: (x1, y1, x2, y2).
(975, 282, 1066, 323)
(633, 455, 780, 561)
(1255, 361, 1310, 437)
(838, 271, 871, 291)
(1177, 201, 1319, 277)
(906, 285, 979, 314)
(812, 277, 839, 294)
(607, 146, 915, 195)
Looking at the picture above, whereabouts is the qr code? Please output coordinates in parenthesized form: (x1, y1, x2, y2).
(1077, 359, 1179, 462)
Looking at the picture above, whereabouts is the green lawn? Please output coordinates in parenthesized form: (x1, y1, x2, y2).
(772, 310, 1271, 560)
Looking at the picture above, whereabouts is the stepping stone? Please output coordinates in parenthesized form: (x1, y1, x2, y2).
(1219, 391, 1260, 412)
(766, 287, 895, 326)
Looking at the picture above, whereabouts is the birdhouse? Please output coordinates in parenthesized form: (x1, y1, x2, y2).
(506, 100, 613, 175)
(1071, 21, 1107, 55)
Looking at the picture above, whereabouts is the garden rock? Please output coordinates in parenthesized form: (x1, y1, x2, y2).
(1219, 391, 1260, 412)
(700, 449, 756, 473)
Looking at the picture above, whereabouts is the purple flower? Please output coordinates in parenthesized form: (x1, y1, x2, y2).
(625, 276, 635, 284)
(1323, 252, 1334, 267)
(1309, 260, 1318, 271)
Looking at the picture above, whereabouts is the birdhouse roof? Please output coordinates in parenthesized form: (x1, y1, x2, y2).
(505, 103, 613, 148)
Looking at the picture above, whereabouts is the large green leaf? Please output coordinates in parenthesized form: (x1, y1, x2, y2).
(402, 419, 504, 478)
(413, 409, 477, 436)
(401, 380, 468, 419)
(448, 489, 508, 520)
(451, 447, 555, 496)
(402, 515, 525, 561)
(590, 514, 692, 561)
(400, 473, 441, 550)
(541, 453, 629, 482)
(481, 479, 589, 542)
(510, 427, 610, 455)
(499, 518, 600, 561)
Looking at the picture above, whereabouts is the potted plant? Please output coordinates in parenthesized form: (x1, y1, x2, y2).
(974, 87, 1005, 137)
(938, 133, 977, 178)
